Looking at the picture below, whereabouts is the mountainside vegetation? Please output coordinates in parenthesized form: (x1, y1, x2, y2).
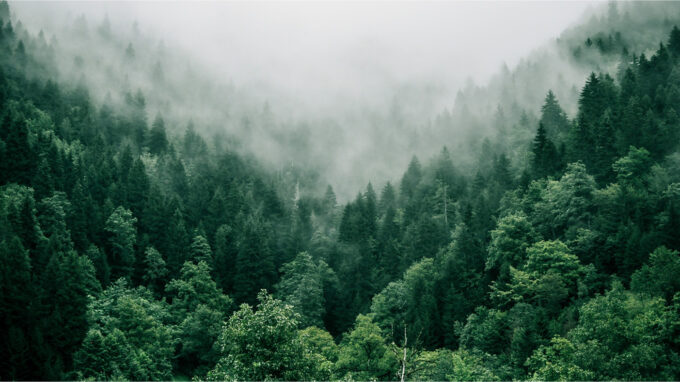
(1, 1, 680, 380)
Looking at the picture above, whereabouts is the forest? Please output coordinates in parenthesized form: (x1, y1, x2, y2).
(1, 1, 680, 380)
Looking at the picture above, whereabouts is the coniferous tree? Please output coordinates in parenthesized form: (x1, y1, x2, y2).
(213, 224, 238, 293)
(148, 114, 168, 155)
(540, 90, 570, 142)
(400, 156, 422, 202)
(0, 236, 34, 380)
(142, 247, 167, 295)
(531, 123, 560, 179)
(2, 115, 35, 185)
(189, 233, 213, 265)
(233, 216, 276, 305)
(105, 206, 137, 280)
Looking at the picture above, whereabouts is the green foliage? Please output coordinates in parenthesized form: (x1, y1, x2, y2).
(147, 114, 168, 155)
(529, 162, 596, 240)
(540, 90, 570, 142)
(213, 224, 237, 293)
(142, 246, 167, 295)
(485, 212, 539, 279)
(2, 3, 680, 379)
(233, 216, 276, 305)
(177, 304, 224, 377)
(371, 257, 439, 347)
(298, 326, 339, 379)
(335, 314, 399, 381)
(73, 279, 175, 380)
(631, 246, 680, 301)
(105, 206, 137, 280)
(491, 240, 586, 312)
(206, 291, 324, 381)
(166, 260, 231, 316)
(411, 349, 500, 381)
(275, 251, 331, 328)
(531, 123, 561, 179)
(528, 283, 680, 380)
(0, 236, 35, 379)
(188, 234, 212, 265)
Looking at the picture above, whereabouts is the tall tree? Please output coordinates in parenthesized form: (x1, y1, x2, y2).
(233, 216, 276, 305)
(2, 115, 35, 185)
(540, 90, 570, 142)
(206, 291, 323, 381)
(105, 206, 137, 280)
(531, 123, 560, 179)
(147, 114, 168, 155)
(275, 252, 329, 328)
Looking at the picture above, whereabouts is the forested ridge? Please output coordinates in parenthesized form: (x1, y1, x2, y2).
(1, 1, 680, 380)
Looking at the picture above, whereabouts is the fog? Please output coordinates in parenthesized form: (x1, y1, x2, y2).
(127, 1, 596, 115)
(10, 1, 641, 199)
(15, 1, 596, 116)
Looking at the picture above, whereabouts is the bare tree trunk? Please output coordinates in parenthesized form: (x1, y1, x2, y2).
(443, 184, 448, 227)
(400, 327, 407, 382)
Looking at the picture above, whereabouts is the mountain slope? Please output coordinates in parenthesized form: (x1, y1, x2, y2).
(1, 1, 680, 380)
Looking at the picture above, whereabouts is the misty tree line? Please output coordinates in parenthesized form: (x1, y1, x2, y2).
(1, 1, 680, 380)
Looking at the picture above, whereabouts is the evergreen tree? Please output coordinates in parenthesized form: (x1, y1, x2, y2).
(531, 123, 560, 179)
(540, 90, 570, 142)
(233, 216, 276, 305)
(322, 184, 337, 217)
(207, 291, 324, 381)
(188, 233, 213, 264)
(668, 25, 680, 56)
(40, 250, 99, 378)
(105, 206, 137, 280)
(400, 156, 422, 202)
(335, 314, 398, 381)
(0, 236, 34, 380)
(142, 247, 167, 295)
(2, 115, 35, 185)
(213, 224, 238, 293)
(275, 252, 328, 328)
(148, 114, 168, 155)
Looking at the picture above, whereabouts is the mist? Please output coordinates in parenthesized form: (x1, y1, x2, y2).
(13, 2, 596, 114)
(5, 1, 630, 199)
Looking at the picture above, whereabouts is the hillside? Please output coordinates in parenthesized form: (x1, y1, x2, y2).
(1, 1, 680, 380)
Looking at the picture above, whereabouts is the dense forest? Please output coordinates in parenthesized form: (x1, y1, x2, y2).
(1, 1, 680, 380)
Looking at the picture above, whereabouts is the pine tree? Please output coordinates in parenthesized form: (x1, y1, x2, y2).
(493, 152, 513, 190)
(322, 184, 337, 217)
(3, 115, 35, 185)
(531, 123, 559, 179)
(0, 236, 34, 379)
(668, 25, 680, 56)
(86, 244, 110, 287)
(165, 207, 189, 275)
(105, 206, 137, 280)
(189, 233, 213, 264)
(233, 216, 276, 305)
(540, 90, 570, 142)
(142, 247, 167, 295)
(0, 1, 9, 22)
(40, 250, 99, 377)
(183, 122, 208, 158)
(378, 182, 396, 216)
(214, 224, 238, 293)
(126, 159, 149, 218)
(275, 252, 326, 328)
(435, 147, 458, 188)
(148, 114, 168, 155)
(363, 183, 378, 239)
(400, 156, 422, 201)
(592, 109, 617, 182)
